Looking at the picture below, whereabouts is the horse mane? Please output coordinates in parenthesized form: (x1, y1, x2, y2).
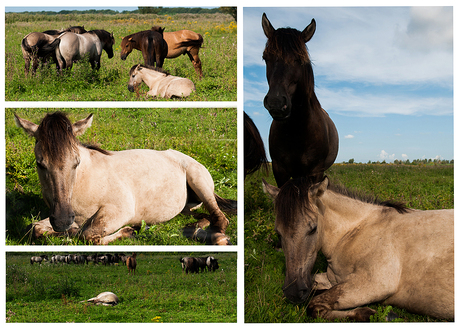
(275, 177, 409, 228)
(37, 112, 110, 164)
(130, 64, 170, 76)
(87, 29, 110, 40)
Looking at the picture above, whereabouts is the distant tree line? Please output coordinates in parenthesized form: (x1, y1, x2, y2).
(343, 158, 453, 165)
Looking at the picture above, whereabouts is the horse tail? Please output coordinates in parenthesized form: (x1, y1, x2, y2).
(37, 38, 61, 57)
(214, 194, 237, 215)
(174, 34, 204, 50)
(21, 37, 35, 54)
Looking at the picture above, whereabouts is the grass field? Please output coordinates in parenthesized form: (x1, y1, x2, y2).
(6, 252, 237, 323)
(5, 12, 236, 101)
(5, 108, 237, 245)
(244, 163, 453, 323)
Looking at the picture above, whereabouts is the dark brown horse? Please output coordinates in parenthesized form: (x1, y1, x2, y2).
(152, 27, 204, 78)
(244, 112, 268, 178)
(262, 13, 339, 187)
(120, 29, 168, 68)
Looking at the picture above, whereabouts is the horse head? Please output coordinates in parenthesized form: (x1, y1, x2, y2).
(127, 64, 144, 92)
(15, 112, 93, 232)
(104, 32, 115, 59)
(120, 35, 136, 60)
(262, 13, 316, 120)
(263, 177, 327, 304)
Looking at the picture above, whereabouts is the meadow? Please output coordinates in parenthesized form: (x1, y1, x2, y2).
(5, 12, 237, 101)
(244, 163, 454, 323)
(6, 252, 237, 323)
(5, 108, 237, 245)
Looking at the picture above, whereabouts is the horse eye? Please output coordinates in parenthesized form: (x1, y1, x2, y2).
(36, 161, 46, 170)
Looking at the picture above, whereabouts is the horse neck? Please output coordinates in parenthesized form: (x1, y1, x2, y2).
(318, 190, 380, 257)
(140, 70, 161, 88)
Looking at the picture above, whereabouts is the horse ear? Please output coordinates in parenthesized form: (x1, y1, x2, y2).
(262, 178, 279, 201)
(262, 13, 275, 39)
(310, 176, 328, 199)
(72, 114, 93, 136)
(302, 18, 316, 43)
(14, 114, 38, 138)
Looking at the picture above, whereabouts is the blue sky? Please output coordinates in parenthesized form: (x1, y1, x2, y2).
(244, 7, 453, 163)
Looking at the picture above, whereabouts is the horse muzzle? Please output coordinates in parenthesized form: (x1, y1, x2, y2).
(264, 95, 291, 120)
(49, 207, 76, 232)
(120, 52, 128, 61)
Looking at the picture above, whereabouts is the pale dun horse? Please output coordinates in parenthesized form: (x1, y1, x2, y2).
(127, 253, 137, 275)
(128, 64, 195, 99)
(264, 177, 454, 321)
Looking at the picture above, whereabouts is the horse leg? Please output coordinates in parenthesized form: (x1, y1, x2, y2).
(32, 56, 40, 74)
(80, 205, 136, 245)
(185, 163, 229, 235)
(31, 217, 80, 239)
(186, 48, 203, 78)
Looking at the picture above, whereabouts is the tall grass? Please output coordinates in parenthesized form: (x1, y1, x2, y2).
(5, 13, 236, 101)
(244, 164, 453, 322)
(5, 108, 237, 245)
(6, 252, 237, 323)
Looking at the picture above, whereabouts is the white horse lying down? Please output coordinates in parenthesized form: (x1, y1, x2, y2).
(128, 64, 195, 99)
(82, 292, 119, 306)
(15, 112, 236, 245)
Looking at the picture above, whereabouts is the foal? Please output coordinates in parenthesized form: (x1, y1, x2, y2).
(127, 253, 137, 275)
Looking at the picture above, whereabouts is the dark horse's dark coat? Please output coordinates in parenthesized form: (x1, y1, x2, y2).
(120, 29, 168, 68)
(262, 13, 339, 187)
(244, 112, 268, 178)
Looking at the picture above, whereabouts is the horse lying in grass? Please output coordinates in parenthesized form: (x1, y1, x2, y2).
(128, 64, 195, 99)
(82, 292, 119, 306)
(263, 177, 454, 321)
(15, 112, 236, 245)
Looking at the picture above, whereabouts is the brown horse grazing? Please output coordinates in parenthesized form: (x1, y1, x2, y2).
(151, 27, 204, 78)
(263, 177, 454, 321)
(126, 253, 137, 275)
(14, 112, 236, 245)
(120, 29, 168, 68)
(262, 13, 339, 187)
(244, 112, 268, 178)
(55, 29, 115, 70)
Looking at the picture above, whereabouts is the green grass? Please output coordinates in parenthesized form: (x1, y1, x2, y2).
(244, 164, 453, 323)
(5, 12, 236, 101)
(5, 108, 237, 245)
(6, 252, 237, 323)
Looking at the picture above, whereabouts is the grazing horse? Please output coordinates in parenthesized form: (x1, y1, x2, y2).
(128, 64, 195, 99)
(262, 13, 339, 187)
(180, 257, 198, 274)
(82, 292, 119, 306)
(263, 177, 454, 321)
(21, 26, 88, 74)
(14, 112, 235, 245)
(244, 112, 268, 178)
(151, 27, 204, 78)
(30, 255, 48, 265)
(120, 29, 168, 68)
(126, 253, 137, 275)
(55, 29, 115, 70)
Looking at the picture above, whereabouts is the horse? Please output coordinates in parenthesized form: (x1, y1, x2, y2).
(126, 253, 137, 275)
(120, 29, 168, 68)
(82, 292, 119, 306)
(244, 112, 268, 178)
(30, 255, 48, 265)
(14, 112, 236, 245)
(263, 177, 454, 321)
(21, 27, 87, 74)
(151, 27, 204, 78)
(55, 29, 115, 70)
(127, 64, 195, 99)
(261, 13, 339, 187)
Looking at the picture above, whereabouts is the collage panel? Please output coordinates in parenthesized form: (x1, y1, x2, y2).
(6, 251, 237, 322)
(6, 107, 237, 246)
(5, 7, 236, 101)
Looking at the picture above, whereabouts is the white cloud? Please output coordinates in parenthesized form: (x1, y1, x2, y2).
(344, 134, 354, 139)
(379, 150, 388, 160)
(402, 154, 409, 160)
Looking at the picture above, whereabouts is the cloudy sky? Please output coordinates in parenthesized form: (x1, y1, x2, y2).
(244, 6, 453, 163)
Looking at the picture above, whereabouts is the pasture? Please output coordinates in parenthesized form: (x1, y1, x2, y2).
(5, 108, 237, 245)
(5, 12, 236, 101)
(6, 252, 237, 323)
(244, 163, 453, 322)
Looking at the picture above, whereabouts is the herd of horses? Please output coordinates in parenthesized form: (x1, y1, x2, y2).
(31, 253, 131, 266)
(20, 25, 202, 98)
(245, 13, 454, 322)
(180, 256, 220, 274)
